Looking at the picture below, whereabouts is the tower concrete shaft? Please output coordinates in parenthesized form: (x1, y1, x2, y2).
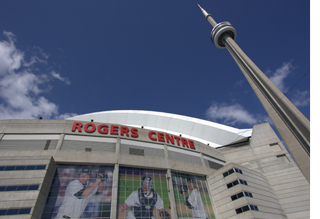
(198, 5, 310, 182)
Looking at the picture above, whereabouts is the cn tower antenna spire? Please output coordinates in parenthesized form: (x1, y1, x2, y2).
(197, 5, 310, 183)
(197, 4, 217, 27)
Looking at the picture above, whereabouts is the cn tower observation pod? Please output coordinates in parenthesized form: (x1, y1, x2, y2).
(68, 110, 252, 148)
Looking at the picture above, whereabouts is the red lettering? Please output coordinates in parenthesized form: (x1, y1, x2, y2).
(131, 128, 139, 138)
(174, 136, 181, 146)
(188, 140, 195, 149)
(166, 134, 174, 144)
(110, 125, 119, 135)
(181, 138, 189, 148)
(84, 123, 96, 133)
(120, 126, 129, 137)
(158, 132, 165, 142)
(148, 131, 157, 141)
(72, 122, 83, 132)
(98, 124, 108, 134)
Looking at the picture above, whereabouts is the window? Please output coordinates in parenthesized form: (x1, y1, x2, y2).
(250, 205, 259, 211)
(223, 168, 243, 177)
(0, 185, 39, 192)
(231, 191, 253, 201)
(235, 205, 259, 214)
(227, 179, 248, 189)
(0, 165, 46, 171)
(0, 208, 31, 216)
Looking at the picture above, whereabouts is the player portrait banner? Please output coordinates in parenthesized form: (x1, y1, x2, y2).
(171, 172, 215, 219)
(117, 167, 171, 219)
(42, 165, 114, 219)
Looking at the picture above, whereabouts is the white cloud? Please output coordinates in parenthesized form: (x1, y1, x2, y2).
(268, 61, 294, 93)
(205, 102, 258, 126)
(291, 90, 310, 107)
(51, 71, 71, 84)
(0, 31, 77, 120)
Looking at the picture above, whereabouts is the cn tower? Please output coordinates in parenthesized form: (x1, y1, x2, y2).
(197, 5, 310, 182)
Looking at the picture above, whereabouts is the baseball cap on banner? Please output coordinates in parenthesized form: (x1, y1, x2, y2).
(81, 168, 91, 175)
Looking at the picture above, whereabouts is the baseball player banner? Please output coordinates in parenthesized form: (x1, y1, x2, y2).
(117, 167, 171, 219)
(171, 173, 215, 219)
(41, 165, 114, 219)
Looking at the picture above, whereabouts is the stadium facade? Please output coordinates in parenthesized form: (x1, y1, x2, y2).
(0, 110, 309, 219)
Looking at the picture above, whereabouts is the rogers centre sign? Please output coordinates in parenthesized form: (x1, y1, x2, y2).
(72, 122, 196, 149)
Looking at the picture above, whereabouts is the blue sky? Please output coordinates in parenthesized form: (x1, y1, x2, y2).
(0, 1, 310, 131)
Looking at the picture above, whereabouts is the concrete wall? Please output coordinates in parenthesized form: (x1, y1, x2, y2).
(218, 122, 310, 219)
(0, 120, 310, 219)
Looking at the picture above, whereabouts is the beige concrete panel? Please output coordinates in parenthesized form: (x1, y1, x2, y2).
(0, 170, 46, 179)
(0, 191, 39, 201)
(0, 200, 36, 208)
(0, 178, 44, 186)
(286, 210, 310, 219)
(0, 150, 55, 157)
(3, 120, 67, 134)
(251, 210, 287, 219)
(0, 215, 31, 219)
(54, 150, 118, 165)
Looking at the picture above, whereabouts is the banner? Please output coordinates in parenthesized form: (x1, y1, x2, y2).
(171, 172, 215, 219)
(117, 167, 171, 219)
(42, 165, 114, 219)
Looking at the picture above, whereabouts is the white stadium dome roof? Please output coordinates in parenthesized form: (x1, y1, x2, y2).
(68, 110, 252, 148)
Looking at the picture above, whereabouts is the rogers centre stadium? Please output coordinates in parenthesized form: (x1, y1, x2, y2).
(0, 110, 309, 219)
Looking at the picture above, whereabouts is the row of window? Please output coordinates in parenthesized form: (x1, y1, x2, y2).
(0, 185, 39, 192)
(0, 165, 46, 171)
(0, 208, 31, 216)
(231, 191, 253, 201)
(227, 179, 248, 189)
(223, 167, 243, 177)
(235, 205, 259, 214)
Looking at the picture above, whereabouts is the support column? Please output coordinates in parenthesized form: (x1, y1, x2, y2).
(166, 169, 178, 219)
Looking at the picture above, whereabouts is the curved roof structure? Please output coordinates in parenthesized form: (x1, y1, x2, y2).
(68, 110, 252, 148)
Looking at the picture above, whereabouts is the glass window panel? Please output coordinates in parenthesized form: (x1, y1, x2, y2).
(0, 166, 6, 171)
(236, 208, 242, 214)
(0, 210, 7, 215)
(243, 205, 250, 212)
(0, 186, 6, 191)
(26, 165, 36, 170)
(238, 192, 244, 198)
(15, 166, 26, 170)
(223, 172, 228, 177)
(36, 165, 46, 170)
(6, 186, 17, 191)
(6, 209, 19, 215)
(18, 208, 31, 214)
(4, 166, 15, 171)
(28, 185, 39, 190)
(17, 185, 28, 191)
(231, 195, 237, 201)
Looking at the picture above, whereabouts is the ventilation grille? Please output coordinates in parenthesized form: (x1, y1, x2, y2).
(61, 140, 116, 153)
(120, 144, 165, 158)
(168, 150, 202, 166)
(129, 148, 144, 156)
(0, 140, 58, 151)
